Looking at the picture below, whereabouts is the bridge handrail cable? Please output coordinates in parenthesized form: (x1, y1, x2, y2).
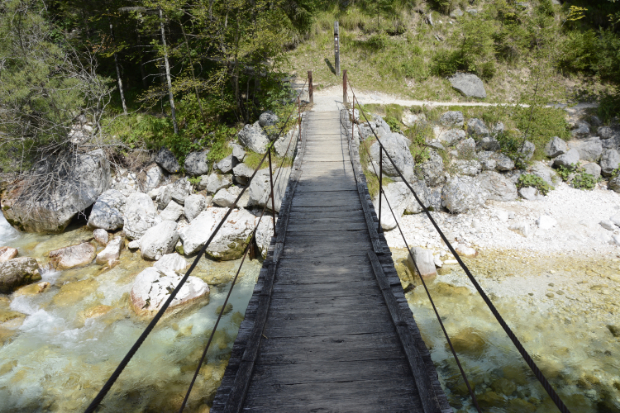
(85, 80, 306, 413)
(345, 78, 572, 413)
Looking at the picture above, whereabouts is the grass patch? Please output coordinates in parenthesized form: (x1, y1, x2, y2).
(242, 150, 293, 171)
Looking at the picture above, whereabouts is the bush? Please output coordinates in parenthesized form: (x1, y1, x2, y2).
(517, 174, 553, 195)
(572, 171, 597, 190)
(384, 116, 402, 133)
(556, 164, 576, 182)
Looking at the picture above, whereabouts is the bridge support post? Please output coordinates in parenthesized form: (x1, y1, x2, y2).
(378, 148, 383, 233)
(308, 71, 313, 104)
(334, 21, 340, 76)
(343, 70, 348, 107)
(268, 148, 277, 237)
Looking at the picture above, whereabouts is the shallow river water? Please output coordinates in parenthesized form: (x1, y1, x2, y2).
(1, 211, 619, 412)
(0, 215, 261, 412)
(393, 248, 620, 413)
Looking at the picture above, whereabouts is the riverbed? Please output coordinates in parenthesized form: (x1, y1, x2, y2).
(393, 248, 620, 412)
(0, 215, 261, 412)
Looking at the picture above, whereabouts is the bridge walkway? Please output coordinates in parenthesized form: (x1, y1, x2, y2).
(211, 111, 451, 412)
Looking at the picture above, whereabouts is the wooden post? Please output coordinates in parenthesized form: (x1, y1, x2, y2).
(308, 71, 313, 104)
(343, 70, 348, 107)
(334, 21, 340, 76)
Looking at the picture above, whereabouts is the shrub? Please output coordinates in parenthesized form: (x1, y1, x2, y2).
(384, 116, 402, 133)
(572, 172, 597, 190)
(556, 164, 576, 182)
(517, 174, 553, 195)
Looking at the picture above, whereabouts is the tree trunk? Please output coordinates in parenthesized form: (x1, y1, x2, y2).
(109, 18, 127, 114)
(159, 8, 178, 134)
(179, 21, 204, 119)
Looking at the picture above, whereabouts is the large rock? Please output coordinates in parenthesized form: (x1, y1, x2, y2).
(123, 192, 161, 240)
(493, 153, 515, 171)
(213, 186, 242, 208)
(180, 208, 227, 256)
(238, 122, 270, 154)
(130, 267, 209, 317)
(184, 150, 209, 176)
(232, 144, 246, 162)
(467, 118, 489, 136)
(438, 129, 467, 145)
(144, 165, 165, 191)
(180, 208, 257, 260)
(439, 111, 464, 127)
(96, 236, 123, 266)
(582, 163, 601, 180)
(420, 150, 445, 187)
(155, 148, 180, 173)
(477, 171, 518, 202)
(372, 182, 410, 231)
(369, 133, 415, 182)
(553, 148, 580, 168)
(0, 257, 41, 293)
(571, 121, 590, 139)
(545, 137, 567, 158)
(0, 247, 18, 263)
(518, 141, 536, 161)
(215, 155, 236, 174)
(609, 175, 620, 193)
(477, 137, 500, 152)
(456, 138, 476, 157)
(404, 179, 431, 214)
(247, 167, 290, 212)
(87, 189, 126, 231)
(406, 247, 437, 279)
(274, 125, 298, 157)
(170, 178, 193, 204)
(1, 150, 110, 233)
(233, 163, 254, 186)
(258, 111, 279, 128)
(528, 162, 557, 186)
(154, 253, 188, 274)
(139, 220, 179, 260)
(453, 159, 482, 176)
(519, 187, 543, 201)
(402, 112, 426, 127)
(159, 200, 184, 221)
(449, 73, 487, 99)
(184, 194, 206, 222)
(205, 173, 232, 195)
(442, 176, 488, 214)
(601, 149, 620, 177)
(255, 215, 276, 258)
(49, 242, 96, 269)
(93, 229, 109, 246)
(570, 138, 603, 162)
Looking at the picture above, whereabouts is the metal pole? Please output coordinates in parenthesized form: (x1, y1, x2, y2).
(334, 21, 340, 76)
(378, 148, 383, 233)
(268, 148, 277, 236)
(343, 70, 348, 107)
(298, 96, 302, 143)
(308, 71, 313, 104)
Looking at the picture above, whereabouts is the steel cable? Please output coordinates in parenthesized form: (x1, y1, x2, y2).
(341, 104, 481, 412)
(177, 85, 306, 412)
(85, 89, 303, 413)
(347, 79, 572, 413)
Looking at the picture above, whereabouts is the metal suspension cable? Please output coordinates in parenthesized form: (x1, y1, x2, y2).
(346, 79, 571, 413)
(341, 101, 480, 412)
(178, 85, 306, 412)
(85, 90, 303, 413)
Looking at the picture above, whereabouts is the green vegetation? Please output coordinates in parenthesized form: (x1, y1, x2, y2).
(572, 171, 597, 190)
(517, 174, 553, 195)
(556, 164, 577, 182)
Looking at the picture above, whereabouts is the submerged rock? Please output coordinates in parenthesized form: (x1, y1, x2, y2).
(49, 242, 96, 270)
(96, 236, 123, 266)
(0, 247, 18, 263)
(406, 247, 437, 279)
(130, 267, 209, 317)
(93, 229, 109, 246)
(0, 257, 41, 293)
(154, 253, 188, 274)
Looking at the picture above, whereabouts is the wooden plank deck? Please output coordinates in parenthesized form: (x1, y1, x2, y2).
(211, 111, 452, 413)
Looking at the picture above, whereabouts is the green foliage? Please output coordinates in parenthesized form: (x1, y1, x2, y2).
(188, 176, 201, 186)
(556, 164, 576, 182)
(598, 90, 620, 124)
(517, 174, 553, 196)
(572, 171, 597, 190)
(405, 123, 432, 164)
(384, 116, 402, 133)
